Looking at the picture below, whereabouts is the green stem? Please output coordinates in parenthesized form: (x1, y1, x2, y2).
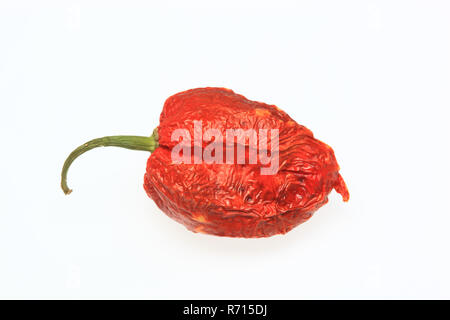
(61, 128, 158, 195)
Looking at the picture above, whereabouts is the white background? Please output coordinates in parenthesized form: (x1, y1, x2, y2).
(1, 0, 449, 299)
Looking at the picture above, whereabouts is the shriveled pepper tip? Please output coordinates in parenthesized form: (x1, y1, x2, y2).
(334, 173, 349, 202)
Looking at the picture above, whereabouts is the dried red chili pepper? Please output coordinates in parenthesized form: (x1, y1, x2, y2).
(61, 87, 349, 237)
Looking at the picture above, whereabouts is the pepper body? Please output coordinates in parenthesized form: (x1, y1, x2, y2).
(144, 88, 348, 237)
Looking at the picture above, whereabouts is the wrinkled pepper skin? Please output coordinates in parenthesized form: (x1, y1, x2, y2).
(144, 88, 349, 238)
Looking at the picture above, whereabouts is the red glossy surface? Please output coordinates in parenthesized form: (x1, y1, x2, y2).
(144, 88, 349, 237)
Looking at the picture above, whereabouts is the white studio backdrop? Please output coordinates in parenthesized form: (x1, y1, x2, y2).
(0, 0, 449, 299)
